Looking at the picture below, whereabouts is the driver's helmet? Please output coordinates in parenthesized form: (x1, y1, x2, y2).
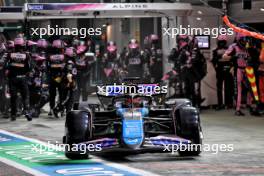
(125, 97, 142, 107)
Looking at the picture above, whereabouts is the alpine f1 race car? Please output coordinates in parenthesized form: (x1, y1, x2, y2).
(63, 78, 203, 159)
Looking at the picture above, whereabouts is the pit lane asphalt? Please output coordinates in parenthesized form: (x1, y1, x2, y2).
(0, 106, 264, 176)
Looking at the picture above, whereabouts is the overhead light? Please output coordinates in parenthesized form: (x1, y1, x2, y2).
(260, 8, 264, 11)
(196, 17, 202, 21)
(197, 10, 203, 15)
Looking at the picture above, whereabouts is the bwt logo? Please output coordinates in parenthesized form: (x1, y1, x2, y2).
(28, 5, 43, 10)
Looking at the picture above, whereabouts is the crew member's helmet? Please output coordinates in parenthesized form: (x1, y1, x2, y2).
(236, 33, 248, 48)
(107, 41, 117, 53)
(128, 39, 139, 52)
(14, 37, 25, 46)
(176, 35, 189, 49)
(150, 34, 159, 48)
(7, 40, 14, 50)
(150, 34, 159, 41)
(52, 39, 64, 49)
(37, 39, 48, 49)
(14, 37, 26, 51)
(65, 47, 76, 57)
(217, 35, 227, 48)
(77, 41, 87, 54)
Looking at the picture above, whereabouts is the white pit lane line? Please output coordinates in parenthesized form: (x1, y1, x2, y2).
(0, 129, 160, 176)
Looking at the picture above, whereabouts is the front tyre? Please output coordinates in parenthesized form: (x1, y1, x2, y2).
(65, 146, 89, 160)
(178, 125, 202, 156)
(174, 106, 202, 156)
(64, 110, 92, 159)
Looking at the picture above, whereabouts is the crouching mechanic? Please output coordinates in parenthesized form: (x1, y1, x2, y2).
(5, 37, 32, 121)
(53, 60, 77, 118)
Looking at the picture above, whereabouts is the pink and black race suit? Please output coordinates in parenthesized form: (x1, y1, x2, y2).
(125, 51, 144, 77)
(225, 43, 250, 111)
(7, 52, 30, 77)
(76, 57, 88, 72)
(31, 54, 47, 89)
(49, 54, 65, 77)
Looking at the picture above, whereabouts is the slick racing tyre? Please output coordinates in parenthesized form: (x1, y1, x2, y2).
(64, 110, 92, 159)
(65, 149, 89, 160)
(174, 106, 202, 156)
(178, 125, 202, 156)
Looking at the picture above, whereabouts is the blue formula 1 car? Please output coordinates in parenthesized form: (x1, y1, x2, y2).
(63, 79, 203, 159)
